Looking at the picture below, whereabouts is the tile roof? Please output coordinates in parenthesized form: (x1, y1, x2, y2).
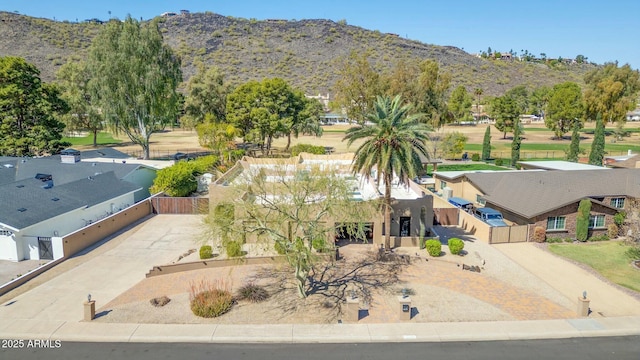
(465, 169, 640, 219)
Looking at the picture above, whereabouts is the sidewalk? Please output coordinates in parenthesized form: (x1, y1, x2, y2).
(0, 317, 638, 343)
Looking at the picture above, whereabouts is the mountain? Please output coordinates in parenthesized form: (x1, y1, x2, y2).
(0, 11, 596, 97)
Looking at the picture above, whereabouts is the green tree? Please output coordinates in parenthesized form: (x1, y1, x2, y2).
(474, 88, 483, 120)
(343, 95, 431, 249)
(226, 78, 312, 153)
(207, 166, 377, 298)
(545, 82, 584, 139)
(481, 125, 491, 160)
(333, 51, 385, 123)
(576, 199, 592, 241)
(448, 85, 473, 123)
(511, 119, 522, 167)
(529, 86, 550, 117)
(584, 62, 640, 125)
(566, 121, 583, 162)
(441, 131, 468, 159)
(150, 155, 218, 197)
(491, 95, 518, 139)
(0, 56, 70, 156)
(87, 16, 182, 159)
(182, 63, 229, 130)
(56, 60, 103, 147)
(196, 115, 239, 156)
(588, 113, 606, 166)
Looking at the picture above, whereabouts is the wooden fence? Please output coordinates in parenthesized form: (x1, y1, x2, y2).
(151, 196, 209, 214)
(489, 225, 530, 244)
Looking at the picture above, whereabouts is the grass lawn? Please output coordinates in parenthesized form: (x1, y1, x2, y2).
(429, 163, 508, 174)
(62, 132, 122, 146)
(548, 241, 640, 293)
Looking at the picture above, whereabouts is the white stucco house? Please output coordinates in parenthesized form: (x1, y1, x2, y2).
(0, 148, 166, 261)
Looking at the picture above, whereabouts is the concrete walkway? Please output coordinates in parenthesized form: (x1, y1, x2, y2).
(494, 242, 640, 317)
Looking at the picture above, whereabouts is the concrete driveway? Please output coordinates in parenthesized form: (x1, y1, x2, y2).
(0, 215, 205, 322)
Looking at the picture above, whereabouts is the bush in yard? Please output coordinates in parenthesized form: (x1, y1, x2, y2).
(587, 234, 609, 242)
(425, 239, 442, 257)
(532, 226, 546, 243)
(494, 158, 504, 166)
(447, 238, 465, 255)
(471, 153, 480, 162)
(608, 223, 619, 239)
(236, 283, 269, 303)
(614, 211, 626, 226)
(150, 295, 171, 307)
(189, 280, 233, 318)
(199, 245, 213, 259)
(225, 240, 243, 257)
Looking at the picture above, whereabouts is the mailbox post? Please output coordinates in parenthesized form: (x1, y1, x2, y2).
(398, 296, 412, 321)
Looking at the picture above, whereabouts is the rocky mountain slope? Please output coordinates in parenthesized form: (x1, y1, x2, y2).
(0, 11, 596, 96)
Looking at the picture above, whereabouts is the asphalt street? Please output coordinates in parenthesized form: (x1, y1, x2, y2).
(2, 337, 639, 360)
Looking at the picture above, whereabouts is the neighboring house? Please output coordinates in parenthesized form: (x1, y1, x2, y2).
(210, 153, 434, 248)
(434, 169, 639, 241)
(0, 148, 166, 261)
(605, 151, 640, 169)
(517, 161, 609, 171)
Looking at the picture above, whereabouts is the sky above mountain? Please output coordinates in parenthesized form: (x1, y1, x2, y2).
(4, 0, 639, 69)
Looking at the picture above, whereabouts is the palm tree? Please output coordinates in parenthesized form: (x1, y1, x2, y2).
(474, 88, 483, 123)
(343, 95, 431, 249)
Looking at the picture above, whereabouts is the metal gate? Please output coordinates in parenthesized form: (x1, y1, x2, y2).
(38, 237, 53, 260)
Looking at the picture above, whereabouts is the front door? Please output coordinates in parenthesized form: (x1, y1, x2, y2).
(38, 237, 53, 260)
(399, 217, 411, 237)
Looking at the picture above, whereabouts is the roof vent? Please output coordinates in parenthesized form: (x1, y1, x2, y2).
(35, 173, 52, 182)
(16, 184, 24, 188)
(51, 197, 60, 201)
(3, 164, 13, 168)
(17, 208, 26, 212)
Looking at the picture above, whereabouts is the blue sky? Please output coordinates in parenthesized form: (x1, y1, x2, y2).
(4, 0, 639, 69)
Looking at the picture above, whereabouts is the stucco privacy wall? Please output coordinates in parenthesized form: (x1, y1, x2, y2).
(62, 200, 153, 257)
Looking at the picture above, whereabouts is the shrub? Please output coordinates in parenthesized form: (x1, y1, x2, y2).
(189, 280, 233, 318)
(199, 245, 213, 259)
(225, 240, 243, 257)
(312, 237, 326, 252)
(532, 226, 546, 243)
(425, 239, 442, 257)
(150, 295, 171, 307)
(236, 283, 269, 303)
(447, 238, 464, 255)
(614, 211, 626, 226)
(274, 241, 286, 255)
(608, 223, 619, 239)
(563, 237, 574, 243)
(626, 246, 640, 260)
(576, 199, 592, 242)
(587, 234, 609, 242)
(290, 143, 325, 156)
(495, 158, 504, 166)
(471, 153, 480, 162)
(546, 237, 563, 243)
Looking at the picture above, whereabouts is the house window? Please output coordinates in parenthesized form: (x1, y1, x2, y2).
(440, 181, 447, 190)
(610, 198, 625, 208)
(589, 215, 606, 229)
(546, 216, 565, 230)
(476, 195, 486, 205)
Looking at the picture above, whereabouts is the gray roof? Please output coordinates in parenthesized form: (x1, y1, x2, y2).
(0, 171, 140, 230)
(465, 169, 640, 219)
(0, 155, 140, 186)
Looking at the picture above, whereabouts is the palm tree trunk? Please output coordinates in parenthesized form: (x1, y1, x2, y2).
(384, 172, 392, 250)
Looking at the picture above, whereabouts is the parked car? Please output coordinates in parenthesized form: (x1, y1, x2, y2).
(473, 207, 508, 227)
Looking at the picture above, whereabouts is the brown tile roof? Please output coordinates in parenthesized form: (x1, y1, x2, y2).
(465, 169, 640, 218)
